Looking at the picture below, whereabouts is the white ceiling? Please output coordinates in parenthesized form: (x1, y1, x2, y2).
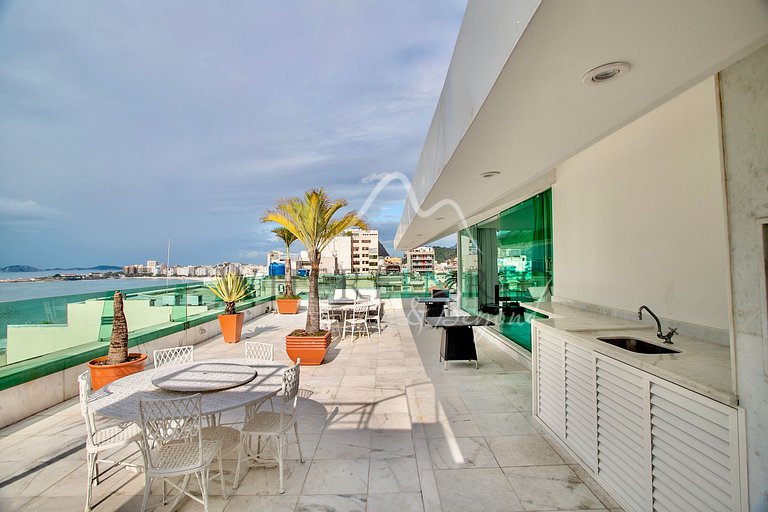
(396, 0, 768, 250)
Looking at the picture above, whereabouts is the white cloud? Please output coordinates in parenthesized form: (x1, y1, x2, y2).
(0, 197, 60, 221)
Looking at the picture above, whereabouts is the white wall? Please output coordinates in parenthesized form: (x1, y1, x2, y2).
(552, 77, 729, 330)
(720, 43, 768, 511)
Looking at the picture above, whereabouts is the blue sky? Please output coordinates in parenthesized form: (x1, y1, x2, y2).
(0, 1, 465, 268)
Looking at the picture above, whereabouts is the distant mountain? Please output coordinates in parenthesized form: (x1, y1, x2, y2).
(0, 265, 41, 272)
(432, 246, 457, 263)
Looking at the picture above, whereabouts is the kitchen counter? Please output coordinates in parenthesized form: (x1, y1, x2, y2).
(528, 302, 736, 406)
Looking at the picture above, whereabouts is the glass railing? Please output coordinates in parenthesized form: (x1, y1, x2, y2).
(0, 272, 450, 368)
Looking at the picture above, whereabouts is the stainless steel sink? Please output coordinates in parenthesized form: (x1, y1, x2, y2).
(597, 336, 680, 354)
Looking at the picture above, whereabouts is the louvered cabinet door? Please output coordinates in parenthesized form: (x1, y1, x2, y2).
(535, 329, 565, 439)
(649, 382, 745, 511)
(595, 355, 652, 512)
(564, 341, 597, 471)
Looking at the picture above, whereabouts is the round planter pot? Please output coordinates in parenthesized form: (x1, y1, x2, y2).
(88, 353, 147, 390)
(219, 312, 245, 343)
(276, 298, 301, 314)
(285, 331, 332, 366)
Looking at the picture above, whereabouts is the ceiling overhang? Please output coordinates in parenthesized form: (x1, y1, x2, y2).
(396, 0, 768, 250)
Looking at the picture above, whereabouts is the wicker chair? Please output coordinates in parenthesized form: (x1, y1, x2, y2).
(233, 360, 304, 493)
(138, 394, 223, 512)
(244, 341, 274, 361)
(153, 346, 194, 368)
(78, 371, 143, 512)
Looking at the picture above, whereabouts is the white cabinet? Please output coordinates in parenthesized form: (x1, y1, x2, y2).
(533, 327, 747, 512)
(648, 381, 745, 511)
(564, 341, 597, 470)
(595, 355, 652, 512)
(535, 329, 565, 439)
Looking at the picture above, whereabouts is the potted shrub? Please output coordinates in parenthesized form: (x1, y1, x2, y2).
(88, 291, 147, 390)
(208, 272, 252, 343)
(263, 188, 366, 365)
(273, 227, 301, 314)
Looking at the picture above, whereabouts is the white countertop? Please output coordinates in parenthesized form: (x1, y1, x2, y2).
(526, 302, 736, 406)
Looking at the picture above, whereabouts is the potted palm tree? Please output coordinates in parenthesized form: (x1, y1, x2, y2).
(88, 291, 147, 390)
(273, 227, 301, 314)
(263, 188, 366, 365)
(208, 272, 252, 343)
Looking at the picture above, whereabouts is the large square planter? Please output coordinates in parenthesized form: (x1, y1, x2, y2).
(276, 298, 301, 314)
(285, 330, 331, 366)
(219, 312, 245, 343)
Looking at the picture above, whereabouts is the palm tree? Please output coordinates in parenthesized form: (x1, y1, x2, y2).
(107, 291, 129, 364)
(273, 227, 297, 297)
(263, 188, 367, 334)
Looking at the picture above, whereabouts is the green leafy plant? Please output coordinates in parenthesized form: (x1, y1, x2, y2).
(272, 227, 300, 299)
(263, 188, 367, 334)
(444, 270, 458, 291)
(208, 273, 252, 315)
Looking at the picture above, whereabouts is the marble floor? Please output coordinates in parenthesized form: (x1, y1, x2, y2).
(0, 300, 624, 512)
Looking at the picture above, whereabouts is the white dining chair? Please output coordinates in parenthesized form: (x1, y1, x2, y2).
(319, 303, 341, 337)
(244, 341, 274, 361)
(138, 394, 223, 512)
(342, 302, 371, 341)
(153, 346, 194, 368)
(78, 371, 143, 512)
(367, 299, 384, 335)
(234, 360, 303, 493)
(243, 341, 276, 414)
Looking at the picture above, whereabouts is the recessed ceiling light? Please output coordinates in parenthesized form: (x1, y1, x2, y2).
(480, 171, 501, 178)
(583, 62, 630, 85)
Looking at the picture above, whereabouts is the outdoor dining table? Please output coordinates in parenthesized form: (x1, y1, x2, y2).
(426, 315, 494, 370)
(89, 358, 286, 422)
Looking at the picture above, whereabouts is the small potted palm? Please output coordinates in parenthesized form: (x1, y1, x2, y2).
(273, 227, 301, 314)
(263, 188, 366, 365)
(88, 291, 147, 390)
(208, 272, 252, 343)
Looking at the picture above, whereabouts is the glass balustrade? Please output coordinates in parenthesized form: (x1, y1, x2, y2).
(0, 272, 449, 367)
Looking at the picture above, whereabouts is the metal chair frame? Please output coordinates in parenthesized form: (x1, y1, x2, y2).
(153, 346, 194, 368)
(244, 341, 274, 361)
(342, 302, 371, 341)
(138, 394, 223, 512)
(234, 360, 304, 493)
(78, 371, 143, 512)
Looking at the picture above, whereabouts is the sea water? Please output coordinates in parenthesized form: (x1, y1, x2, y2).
(0, 273, 200, 302)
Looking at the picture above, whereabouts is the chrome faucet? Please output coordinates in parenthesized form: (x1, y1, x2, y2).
(637, 305, 678, 344)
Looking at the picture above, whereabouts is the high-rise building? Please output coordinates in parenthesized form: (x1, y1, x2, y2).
(405, 246, 435, 274)
(320, 228, 378, 273)
(349, 228, 378, 273)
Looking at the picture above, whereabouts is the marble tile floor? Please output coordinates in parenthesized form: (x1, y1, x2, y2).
(0, 300, 624, 512)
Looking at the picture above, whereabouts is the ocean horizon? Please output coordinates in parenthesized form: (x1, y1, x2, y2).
(0, 274, 202, 302)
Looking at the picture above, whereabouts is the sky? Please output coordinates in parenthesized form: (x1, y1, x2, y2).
(0, 0, 465, 268)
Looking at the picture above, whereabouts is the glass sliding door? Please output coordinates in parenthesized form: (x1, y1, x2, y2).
(458, 226, 478, 314)
(456, 189, 553, 352)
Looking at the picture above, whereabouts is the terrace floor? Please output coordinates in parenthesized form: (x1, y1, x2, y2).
(0, 299, 623, 512)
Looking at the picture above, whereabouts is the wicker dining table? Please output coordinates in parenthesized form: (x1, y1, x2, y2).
(89, 358, 286, 422)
